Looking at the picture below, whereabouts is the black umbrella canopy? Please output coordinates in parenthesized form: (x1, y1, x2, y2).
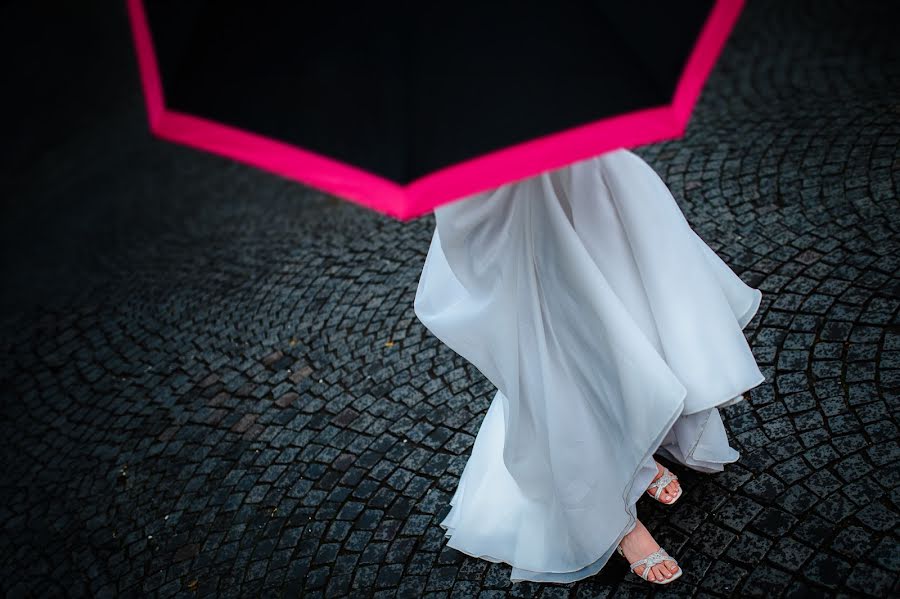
(143, 0, 711, 185)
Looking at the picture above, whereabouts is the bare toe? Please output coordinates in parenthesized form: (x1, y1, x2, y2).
(619, 519, 681, 583)
(649, 461, 681, 503)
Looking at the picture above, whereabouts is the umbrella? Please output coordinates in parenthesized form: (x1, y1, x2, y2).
(126, 0, 744, 221)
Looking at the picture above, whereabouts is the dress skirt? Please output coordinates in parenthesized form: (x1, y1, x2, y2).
(412, 148, 766, 583)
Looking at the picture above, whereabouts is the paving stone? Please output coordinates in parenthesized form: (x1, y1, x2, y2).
(725, 530, 772, 565)
(766, 537, 815, 571)
(845, 562, 896, 598)
(804, 444, 841, 470)
(715, 495, 764, 533)
(803, 553, 852, 590)
(870, 537, 900, 573)
(792, 515, 835, 548)
(831, 526, 876, 561)
(776, 484, 819, 516)
(692, 522, 737, 558)
(855, 502, 899, 532)
(752, 508, 799, 538)
(740, 565, 793, 597)
(773, 456, 812, 485)
(699, 560, 748, 594)
(814, 493, 859, 523)
(805, 469, 844, 498)
(743, 473, 786, 499)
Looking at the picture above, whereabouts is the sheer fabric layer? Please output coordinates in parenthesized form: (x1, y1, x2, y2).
(413, 149, 765, 583)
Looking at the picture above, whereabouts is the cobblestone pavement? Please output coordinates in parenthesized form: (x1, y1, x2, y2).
(2, 1, 899, 597)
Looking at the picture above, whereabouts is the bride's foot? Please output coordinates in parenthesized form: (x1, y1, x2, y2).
(618, 519, 681, 583)
(646, 460, 681, 504)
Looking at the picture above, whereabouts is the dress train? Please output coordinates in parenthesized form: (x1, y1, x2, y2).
(413, 149, 765, 583)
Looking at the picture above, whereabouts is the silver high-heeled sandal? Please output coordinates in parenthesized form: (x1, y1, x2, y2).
(617, 544, 683, 584)
(646, 465, 682, 504)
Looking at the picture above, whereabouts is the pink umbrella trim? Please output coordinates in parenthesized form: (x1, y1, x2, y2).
(126, 0, 744, 221)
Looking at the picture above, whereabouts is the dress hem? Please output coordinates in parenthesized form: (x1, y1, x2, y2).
(437, 285, 765, 583)
(440, 387, 685, 581)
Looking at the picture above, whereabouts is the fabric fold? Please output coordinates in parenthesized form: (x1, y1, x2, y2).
(413, 149, 765, 582)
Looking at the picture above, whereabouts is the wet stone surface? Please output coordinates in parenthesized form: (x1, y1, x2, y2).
(1, 0, 899, 597)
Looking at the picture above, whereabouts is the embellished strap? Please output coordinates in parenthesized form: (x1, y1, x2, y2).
(629, 548, 677, 580)
(647, 467, 677, 500)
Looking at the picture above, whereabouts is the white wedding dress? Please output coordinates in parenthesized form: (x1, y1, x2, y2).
(413, 148, 765, 583)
